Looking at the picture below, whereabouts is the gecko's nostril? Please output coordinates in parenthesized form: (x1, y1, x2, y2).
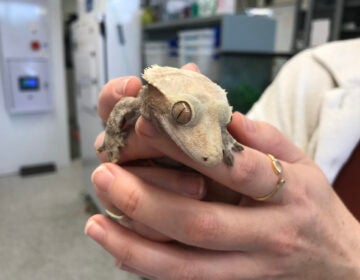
(203, 157, 208, 162)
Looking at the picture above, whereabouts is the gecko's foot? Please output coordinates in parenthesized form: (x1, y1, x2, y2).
(232, 142, 244, 152)
(223, 149, 235, 166)
(103, 148, 121, 163)
(222, 141, 244, 166)
(96, 139, 107, 154)
(97, 145, 106, 154)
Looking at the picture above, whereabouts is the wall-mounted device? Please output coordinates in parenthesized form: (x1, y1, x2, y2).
(71, 0, 140, 212)
(72, 0, 141, 112)
(0, 0, 52, 114)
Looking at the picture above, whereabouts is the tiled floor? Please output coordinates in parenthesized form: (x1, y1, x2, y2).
(0, 161, 140, 280)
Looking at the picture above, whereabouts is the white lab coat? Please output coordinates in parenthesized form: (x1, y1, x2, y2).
(247, 39, 360, 184)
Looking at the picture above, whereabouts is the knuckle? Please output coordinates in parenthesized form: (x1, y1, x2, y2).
(269, 227, 300, 257)
(183, 209, 221, 246)
(286, 166, 319, 208)
(117, 243, 133, 266)
(122, 187, 141, 217)
(267, 213, 309, 258)
(267, 193, 318, 257)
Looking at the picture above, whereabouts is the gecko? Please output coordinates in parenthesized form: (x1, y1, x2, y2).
(97, 65, 243, 167)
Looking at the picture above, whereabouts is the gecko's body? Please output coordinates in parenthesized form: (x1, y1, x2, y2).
(98, 65, 243, 166)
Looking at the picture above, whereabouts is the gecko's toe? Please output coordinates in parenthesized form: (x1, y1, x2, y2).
(223, 150, 234, 166)
(232, 142, 244, 152)
(97, 144, 106, 153)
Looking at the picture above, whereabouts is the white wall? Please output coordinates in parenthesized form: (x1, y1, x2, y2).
(0, 1, 70, 175)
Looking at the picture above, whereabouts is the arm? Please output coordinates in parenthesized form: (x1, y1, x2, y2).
(247, 50, 335, 158)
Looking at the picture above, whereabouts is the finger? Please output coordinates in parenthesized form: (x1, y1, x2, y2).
(228, 112, 306, 163)
(181, 63, 200, 72)
(92, 164, 206, 201)
(98, 76, 142, 122)
(92, 164, 284, 251)
(85, 215, 267, 279)
(126, 166, 206, 199)
(93, 165, 206, 212)
(115, 262, 155, 280)
(92, 164, 206, 241)
(94, 134, 240, 204)
(94, 130, 163, 163)
(136, 117, 296, 202)
(94, 177, 169, 242)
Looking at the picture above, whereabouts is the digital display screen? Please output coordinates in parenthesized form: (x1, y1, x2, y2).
(19, 77, 39, 91)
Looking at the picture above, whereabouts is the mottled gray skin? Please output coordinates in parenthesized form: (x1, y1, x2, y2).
(97, 65, 243, 166)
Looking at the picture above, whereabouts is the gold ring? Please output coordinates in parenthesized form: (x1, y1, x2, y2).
(105, 209, 127, 222)
(252, 154, 286, 201)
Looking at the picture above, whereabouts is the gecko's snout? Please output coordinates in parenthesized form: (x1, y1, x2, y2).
(194, 153, 222, 167)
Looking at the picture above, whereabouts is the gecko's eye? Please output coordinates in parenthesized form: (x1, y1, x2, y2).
(171, 101, 192, 125)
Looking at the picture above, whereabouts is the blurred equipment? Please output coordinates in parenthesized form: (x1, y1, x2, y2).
(178, 28, 219, 80)
(72, 0, 141, 114)
(144, 41, 170, 66)
(71, 0, 141, 211)
(0, 0, 52, 114)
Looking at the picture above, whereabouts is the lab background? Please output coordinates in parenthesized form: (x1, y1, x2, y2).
(0, 0, 358, 279)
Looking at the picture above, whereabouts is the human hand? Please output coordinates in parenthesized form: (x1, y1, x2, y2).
(86, 66, 360, 279)
(93, 63, 234, 242)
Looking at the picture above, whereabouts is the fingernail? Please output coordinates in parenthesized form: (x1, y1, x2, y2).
(91, 165, 114, 192)
(121, 78, 130, 94)
(183, 63, 200, 72)
(85, 219, 106, 244)
(115, 78, 130, 96)
(182, 175, 205, 198)
(243, 116, 257, 133)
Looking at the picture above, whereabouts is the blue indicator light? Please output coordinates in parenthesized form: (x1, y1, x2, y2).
(19, 77, 39, 91)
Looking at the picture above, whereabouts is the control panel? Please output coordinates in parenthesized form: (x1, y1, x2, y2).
(0, 0, 52, 114)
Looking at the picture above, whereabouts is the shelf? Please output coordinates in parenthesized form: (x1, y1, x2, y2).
(143, 15, 223, 31)
(221, 51, 294, 58)
(341, 27, 360, 33)
(345, 0, 360, 8)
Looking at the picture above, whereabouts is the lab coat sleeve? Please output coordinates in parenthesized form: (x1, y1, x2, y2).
(246, 49, 335, 159)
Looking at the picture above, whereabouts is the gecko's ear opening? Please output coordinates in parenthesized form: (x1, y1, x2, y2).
(171, 101, 192, 125)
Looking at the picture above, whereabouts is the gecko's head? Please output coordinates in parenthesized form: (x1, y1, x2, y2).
(163, 94, 232, 167)
(142, 65, 233, 167)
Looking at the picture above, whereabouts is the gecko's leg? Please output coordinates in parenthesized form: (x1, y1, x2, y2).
(222, 128, 244, 166)
(97, 97, 141, 163)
